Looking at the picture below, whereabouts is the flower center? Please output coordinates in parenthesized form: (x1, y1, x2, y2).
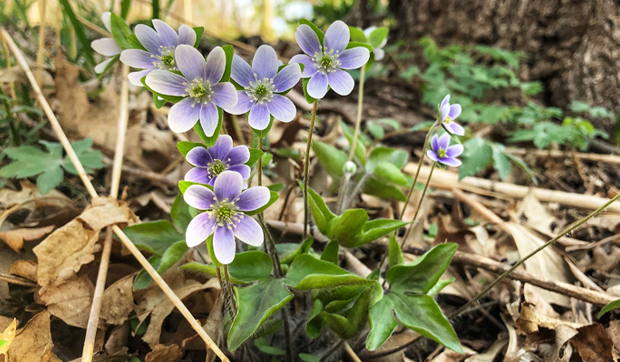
(211, 200, 242, 229)
(153, 46, 176, 70)
(185, 79, 214, 105)
(442, 116, 452, 124)
(207, 159, 228, 178)
(437, 148, 447, 158)
(312, 47, 341, 74)
(245, 78, 275, 104)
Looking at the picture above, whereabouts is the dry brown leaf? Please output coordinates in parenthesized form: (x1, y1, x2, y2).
(8, 260, 38, 282)
(144, 344, 183, 362)
(37, 274, 94, 329)
(0, 319, 16, 356)
(100, 274, 136, 326)
(0, 225, 55, 253)
(465, 338, 507, 362)
(104, 324, 131, 356)
(607, 320, 620, 353)
(569, 324, 615, 362)
(516, 302, 583, 335)
(6, 311, 61, 362)
(513, 191, 559, 235)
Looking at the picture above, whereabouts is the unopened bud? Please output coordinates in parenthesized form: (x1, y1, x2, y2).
(343, 161, 357, 175)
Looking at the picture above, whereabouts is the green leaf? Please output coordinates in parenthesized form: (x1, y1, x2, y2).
(386, 243, 457, 294)
(171, 193, 192, 230)
(321, 240, 339, 264)
(307, 187, 336, 234)
(570, 100, 590, 113)
(427, 278, 454, 297)
(58, 0, 96, 67)
(244, 191, 279, 215)
(109, 13, 132, 50)
(127, 34, 146, 51)
(140, 76, 186, 104)
(254, 338, 285, 356)
(322, 283, 380, 339)
(299, 353, 321, 362)
(122, 220, 184, 256)
(37, 166, 63, 195)
(459, 137, 491, 179)
(301, 78, 318, 104)
(366, 147, 408, 173)
(193, 27, 204, 48)
(346, 41, 373, 54)
(326, 209, 368, 247)
(221, 45, 234, 82)
(247, 148, 264, 167)
(177, 141, 204, 159)
(299, 19, 324, 45)
(357, 219, 409, 246)
(311, 141, 348, 179)
(373, 163, 408, 186)
(490, 144, 511, 180)
(348, 26, 366, 43)
(120, 0, 131, 19)
(285, 254, 366, 289)
(366, 121, 385, 139)
(0, 339, 8, 348)
(340, 121, 366, 166)
(279, 237, 314, 265)
(228, 279, 293, 351)
(598, 298, 620, 318)
(134, 255, 161, 289)
(388, 234, 403, 267)
(362, 175, 406, 201)
(183, 251, 273, 283)
(368, 27, 389, 49)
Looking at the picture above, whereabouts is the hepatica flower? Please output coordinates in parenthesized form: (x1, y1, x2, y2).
(145, 45, 237, 135)
(439, 95, 464, 136)
(290, 21, 370, 99)
(91, 12, 121, 74)
(120, 19, 197, 86)
(427, 133, 464, 167)
(185, 135, 250, 186)
(184, 171, 270, 264)
(363, 26, 387, 61)
(230, 45, 301, 130)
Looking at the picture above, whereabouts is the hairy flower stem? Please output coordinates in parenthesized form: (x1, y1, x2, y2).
(336, 173, 352, 214)
(303, 101, 319, 240)
(223, 265, 237, 313)
(348, 66, 366, 162)
(216, 267, 234, 315)
(399, 161, 436, 249)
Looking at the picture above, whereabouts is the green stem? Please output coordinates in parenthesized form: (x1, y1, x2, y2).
(215, 266, 234, 316)
(223, 265, 237, 313)
(231, 114, 246, 144)
(399, 161, 436, 249)
(348, 65, 365, 162)
(303, 101, 319, 240)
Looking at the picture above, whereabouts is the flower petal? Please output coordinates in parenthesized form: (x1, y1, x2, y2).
(440, 103, 450, 121)
(212, 82, 238, 111)
(231, 55, 255, 87)
(228, 164, 251, 180)
(295, 24, 322, 56)
(120, 49, 154, 68)
(127, 69, 153, 87)
(204, 46, 226, 84)
(268, 94, 296, 123)
(235, 186, 270, 211)
(214, 170, 243, 201)
(273, 64, 301, 92)
(102, 12, 112, 32)
(327, 69, 354, 96)
(307, 72, 328, 99)
(373, 48, 385, 61)
(290, 54, 318, 78)
(446, 122, 465, 136)
(199, 102, 219, 137)
(324, 20, 349, 52)
(184, 167, 214, 185)
(233, 216, 263, 247)
(168, 98, 200, 133)
(152, 19, 178, 48)
(92, 38, 121, 57)
(449, 104, 461, 119)
(446, 144, 464, 158)
(426, 150, 439, 162)
(145, 69, 188, 96)
(135, 24, 162, 54)
(431, 135, 439, 152)
(252, 45, 279, 80)
(229, 91, 254, 115)
(95, 58, 114, 74)
(178, 24, 197, 46)
(185, 213, 216, 247)
(213, 225, 236, 264)
(184, 184, 217, 209)
(439, 157, 461, 167)
(209, 134, 233, 160)
(248, 103, 271, 130)
(176, 44, 205, 81)
(438, 133, 451, 149)
(338, 47, 370, 69)
(225, 145, 250, 165)
(186, 146, 212, 167)
(441, 94, 450, 109)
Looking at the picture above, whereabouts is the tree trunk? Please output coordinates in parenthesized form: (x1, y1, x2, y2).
(388, 0, 620, 132)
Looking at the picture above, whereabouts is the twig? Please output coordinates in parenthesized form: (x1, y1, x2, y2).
(77, 15, 111, 37)
(319, 340, 344, 362)
(35, 0, 47, 87)
(0, 273, 37, 287)
(344, 342, 362, 362)
(0, 28, 229, 362)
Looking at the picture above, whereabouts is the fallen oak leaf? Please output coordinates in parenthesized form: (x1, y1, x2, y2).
(569, 324, 615, 362)
(8, 260, 38, 282)
(0, 225, 55, 253)
(5, 311, 61, 362)
(144, 344, 183, 362)
(100, 274, 136, 326)
(36, 274, 94, 329)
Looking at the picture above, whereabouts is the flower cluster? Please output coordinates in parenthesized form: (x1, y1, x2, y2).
(427, 94, 465, 166)
(184, 135, 250, 186)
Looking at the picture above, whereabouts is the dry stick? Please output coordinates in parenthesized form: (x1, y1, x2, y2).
(344, 342, 362, 362)
(303, 101, 319, 240)
(1, 31, 17, 99)
(76, 14, 111, 37)
(35, 0, 47, 87)
(0, 29, 229, 362)
(506, 147, 620, 165)
(81, 64, 130, 362)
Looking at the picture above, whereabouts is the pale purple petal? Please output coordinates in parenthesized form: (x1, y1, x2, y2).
(229, 91, 254, 115)
(233, 216, 263, 246)
(169, 98, 200, 133)
(440, 104, 450, 121)
(231, 55, 255, 87)
(338, 47, 370, 69)
(373, 48, 385, 61)
(327, 69, 354, 96)
(228, 165, 251, 180)
(213, 226, 236, 264)
(268, 94, 296, 123)
(176, 45, 205, 81)
(178, 24, 197, 46)
(214, 171, 243, 201)
(235, 186, 270, 211)
(273, 64, 301, 92)
(426, 150, 439, 162)
(307, 72, 328, 99)
(184, 184, 216, 209)
(290, 54, 318, 78)
(186, 146, 212, 167)
(449, 104, 461, 119)
(446, 144, 464, 158)
(441, 94, 450, 109)
(431, 135, 439, 152)
(92, 38, 121, 56)
(209, 135, 233, 160)
(199, 102, 219, 137)
(445, 122, 465, 136)
(225, 145, 250, 165)
(212, 83, 238, 111)
(324, 20, 349, 52)
(184, 167, 213, 185)
(152, 19, 178, 48)
(438, 133, 451, 149)
(135, 24, 162, 54)
(185, 213, 216, 247)
(248, 103, 271, 130)
(95, 58, 114, 74)
(295, 24, 322, 56)
(145, 70, 188, 96)
(120, 49, 154, 68)
(204, 46, 226, 84)
(127, 69, 153, 87)
(252, 45, 278, 80)
(440, 157, 461, 167)
(102, 12, 112, 33)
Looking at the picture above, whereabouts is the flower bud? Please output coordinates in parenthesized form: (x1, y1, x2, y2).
(343, 161, 357, 175)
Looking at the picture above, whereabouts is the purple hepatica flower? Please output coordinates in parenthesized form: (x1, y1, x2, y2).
(145, 45, 237, 136)
(230, 45, 301, 130)
(427, 133, 464, 167)
(184, 171, 270, 264)
(363, 26, 387, 61)
(119, 19, 196, 86)
(91, 12, 121, 74)
(290, 20, 370, 99)
(185, 135, 251, 186)
(439, 94, 464, 136)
